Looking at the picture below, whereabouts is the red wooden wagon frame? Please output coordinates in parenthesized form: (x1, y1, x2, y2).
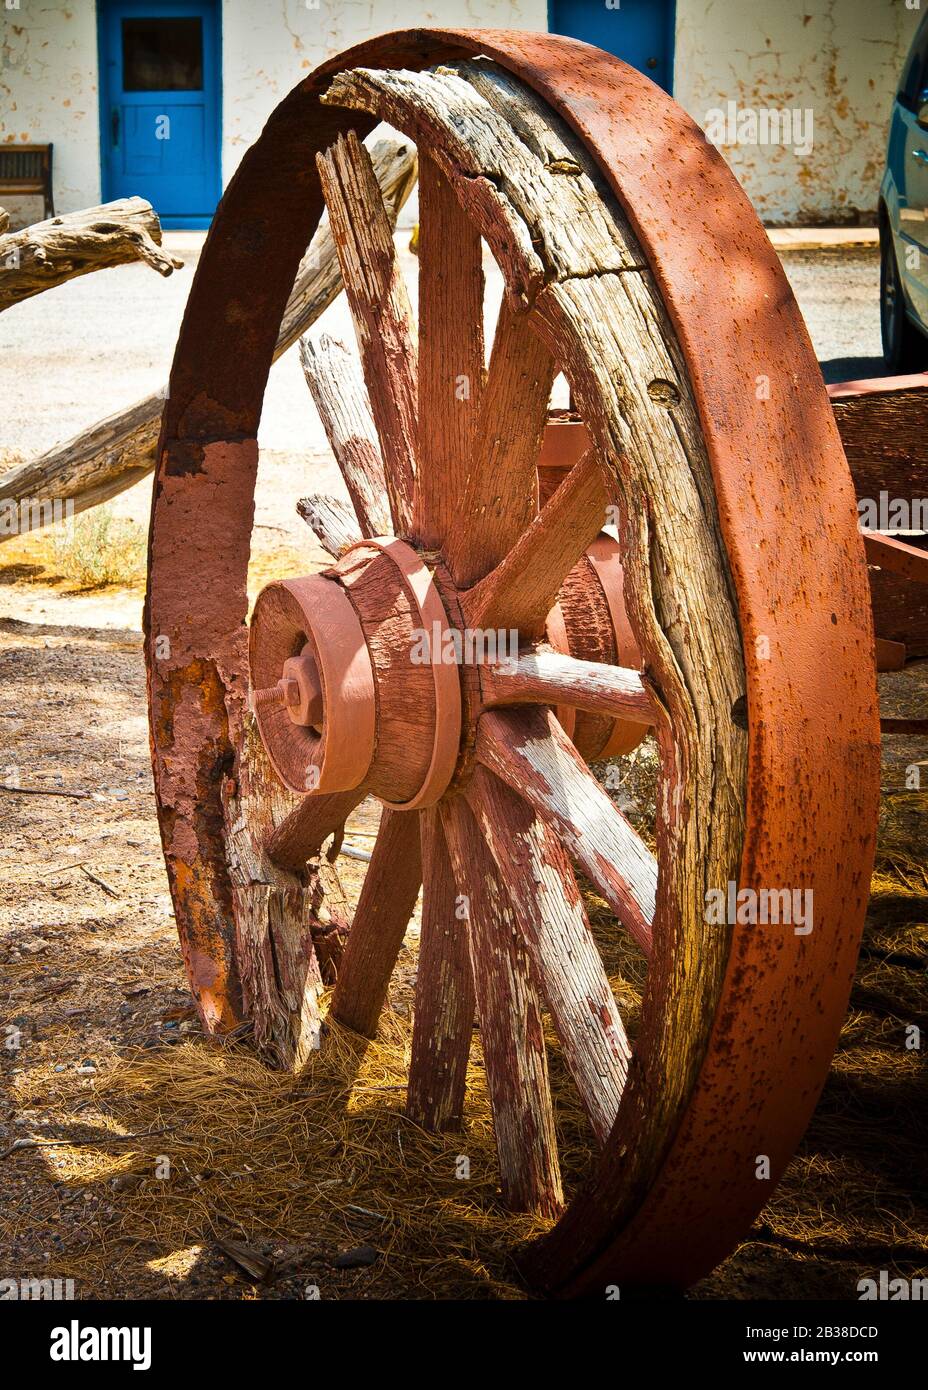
(144, 30, 928, 1296)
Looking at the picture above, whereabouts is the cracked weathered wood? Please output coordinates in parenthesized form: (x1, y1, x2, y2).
(328, 808, 422, 1039)
(466, 766, 629, 1146)
(407, 806, 475, 1131)
(0, 197, 182, 313)
(299, 334, 391, 538)
(0, 138, 417, 537)
(441, 794, 563, 1217)
(296, 493, 363, 557)
(317, 130, 417, 533)
(222, 719, 328, 1070)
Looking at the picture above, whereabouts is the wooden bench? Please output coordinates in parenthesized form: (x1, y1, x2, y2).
(0, 143, 54, 221)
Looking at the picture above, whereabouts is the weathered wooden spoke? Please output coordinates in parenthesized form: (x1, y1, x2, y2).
(441, 795, 563, 1216)
(299, 334, 391, 538)
(445, 297, 556, 587)
(296, 493, 362, 558)
(329, 808, 422, 1038)
(316, 129, 417, 532)
(477, 706, 656, 954)
(149, 38, 879, 1298)
(406, 806, 475, 1131)
(482, 648, 655, 726)
(265, 787, 367, 873)
(413, 154, 484, 548)
(465, 765, 630, 1145)
(465, 449, 609, 638)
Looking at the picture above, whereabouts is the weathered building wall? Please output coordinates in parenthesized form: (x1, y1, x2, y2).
(0, 1, 101, 223)
(0, 0, 920, 226)
(220, 0, 547, 190)
(0, 0, 547, 224)
(673, 0, 922, 225)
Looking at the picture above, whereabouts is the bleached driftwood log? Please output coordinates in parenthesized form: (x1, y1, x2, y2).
(0, 198, 182, 313)
(0, 138, 418, 538)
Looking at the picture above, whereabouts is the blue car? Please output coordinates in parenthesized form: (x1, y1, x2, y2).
(881, 13, 928, 369)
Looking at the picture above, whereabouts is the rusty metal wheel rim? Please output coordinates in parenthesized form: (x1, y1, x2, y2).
(146, 30, 880, 1295)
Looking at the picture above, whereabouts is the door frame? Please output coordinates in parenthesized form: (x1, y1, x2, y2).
(96, 0, 223, 228)
(547, 0, 676, 94)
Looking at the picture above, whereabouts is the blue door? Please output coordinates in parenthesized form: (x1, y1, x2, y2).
(98, 0, 221, 228)
(549, 0, 675, 93)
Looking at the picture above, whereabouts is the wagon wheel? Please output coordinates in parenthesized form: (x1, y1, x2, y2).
(146, 32, 880, 1295)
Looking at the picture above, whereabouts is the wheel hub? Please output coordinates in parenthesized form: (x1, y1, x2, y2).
(250, 537, 463, 807)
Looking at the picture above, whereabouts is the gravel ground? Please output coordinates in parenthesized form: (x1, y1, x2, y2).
(0, 235, 884, 464)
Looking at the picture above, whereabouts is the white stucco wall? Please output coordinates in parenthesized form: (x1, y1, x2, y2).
(220, 0, 548, 190)
(673, 0, 922, 225)
(0, 0, 921, 227)
(0, 1, 102, 222)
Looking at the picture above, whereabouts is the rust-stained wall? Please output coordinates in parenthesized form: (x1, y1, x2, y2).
(219, 1, 547, 186)
(0, 2, 101, 224)
(0, 0, 547, 225)
(0, 0, 919, 226)
(674, 0, 922, 225)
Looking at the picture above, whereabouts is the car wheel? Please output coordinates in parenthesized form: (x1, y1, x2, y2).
(881, 232, 928, 371)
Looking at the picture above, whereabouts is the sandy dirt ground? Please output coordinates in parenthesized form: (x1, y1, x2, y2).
(0, 236, 925, 1300)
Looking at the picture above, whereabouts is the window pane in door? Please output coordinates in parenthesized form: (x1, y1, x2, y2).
(122, 18, 203, 92)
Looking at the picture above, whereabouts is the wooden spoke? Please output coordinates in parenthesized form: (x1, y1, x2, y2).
(466, 766, 629, 1145)
(465, 450, 609, 638)
(441, 795, 563, 1217)
(482, 649, 654, 726)
(445, 297, 556, 587)
(413, 154, 484, 548)
(264, 786, 366, 873)
(223, 721, 325, 1070)
(299, 334, 391, 537)
(406, 806, 476, 1130)
(329, 809, 422, 1039)
(476, 706, 655, 955)
(317, 130, 417, 532)
(296, 493, 362, 557)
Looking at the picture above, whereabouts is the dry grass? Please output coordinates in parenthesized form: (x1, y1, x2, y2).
(6, 846, 923, 1301)
(0, 629, 924, 1300)
(50, 508, 146, 590)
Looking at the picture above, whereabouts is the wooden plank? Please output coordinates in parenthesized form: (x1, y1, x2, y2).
(829, 375, 928, 501)
(441, 795, 563, 1216)
(299, 334, 391, 537)
(446, 296, 556, 587)
(481, 649, 654, 726)
(406, 806, 475, 1131)
(329, 809, 422, 1038)
(465, 450, 608, 638)
(414, 154, 484, 548)
(476, 706, 656, 955)
(466, 766, 630, 1145)
(317, 130, 417, 533)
